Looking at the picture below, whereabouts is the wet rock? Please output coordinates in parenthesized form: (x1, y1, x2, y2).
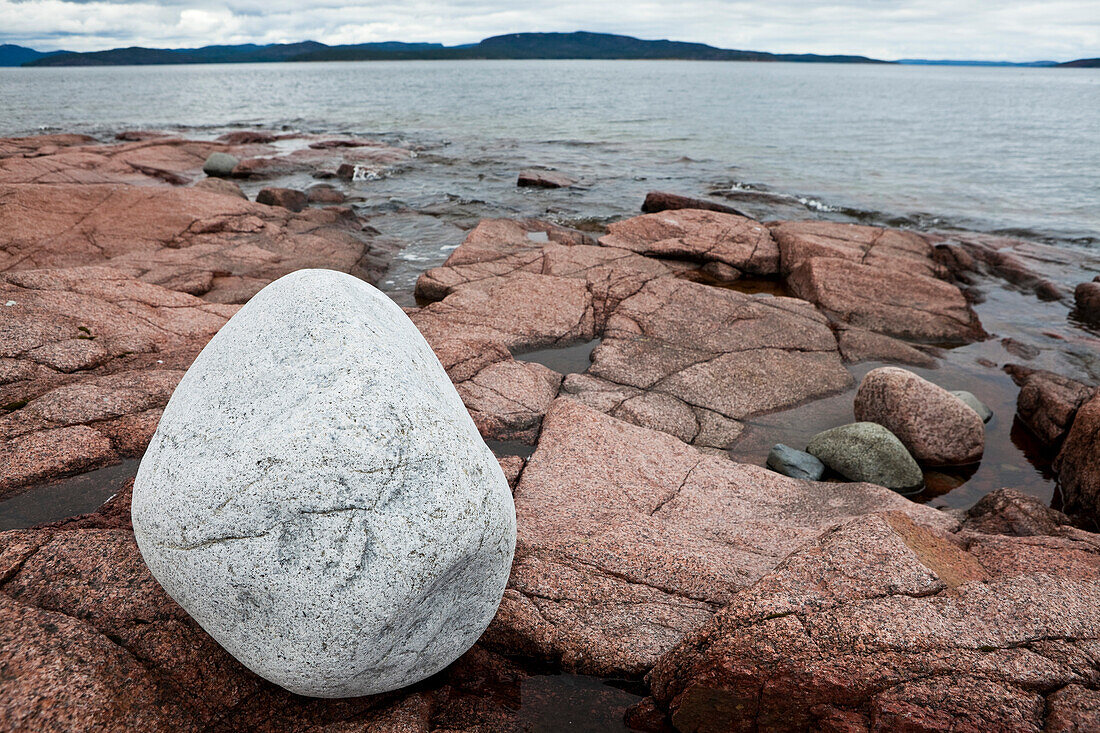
(1001, 336, 1040, 360)
(962, 488, 1075, 537)
(766, 443, 825, 481)
(932, 233, 1070, 301)
(191, 177, 247, 199)
(640, 190, 748, 217)
(834, 324, 938, 367)
(517, 169, 577, 188)
(786, 256, 985, 344)
(1005, 364, 1095, 446)
(216, 130, 278, 145)
(483, 398, 954, 676)
(855, 367, 985, 466)
(236, 143, 413, 180)
(806, 422, 924, 490)
(1055, 393, 1100, 525)
(599, 209, 779, 275)
(1075, 281, 1100, 323)
(951, 389, 993, 423)
(306, 184, 345, 204)
(770, 220, 941, 278)
(132, 270, 516, 697)
(255, 187, 307, 212)
(201, 152, 239, 178)
(648, 511, 1100, 732)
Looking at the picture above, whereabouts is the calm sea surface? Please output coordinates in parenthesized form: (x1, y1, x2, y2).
(1, 60, 1098, 244)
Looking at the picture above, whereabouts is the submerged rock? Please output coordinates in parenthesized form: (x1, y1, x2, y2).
(131, 269, 516, 697)
(255, 187, 307, 212)
(640, 190, 748, 217)
(202, 152, 239, 178)
(806, 422, 923, 490)
(951, 390, 993, 423)
(855, 367, 985, 466)
(517, 169, 577, 188)
(766, 443, 825, 481)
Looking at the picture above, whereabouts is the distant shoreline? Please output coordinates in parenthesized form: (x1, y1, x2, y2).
(9, 31, 1093, 69)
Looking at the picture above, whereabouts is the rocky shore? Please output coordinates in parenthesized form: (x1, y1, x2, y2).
(1, 131, 1099, 731)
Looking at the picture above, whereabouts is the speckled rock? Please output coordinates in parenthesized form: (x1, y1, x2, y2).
(766, 443, 825, 481)
(806, 422, 923, 490)
(1055, 393, 1100, 526)
(131, 269, 516, 698)
(201, 152, 239, 178)
(855, 367, 985, 466)
(1074, 281, 1100, 323)
(648, 510, 1100, 732)
(1006, 364, 1095, 446)
(599, 209, 779, 275)
(951, 390, 993, 423)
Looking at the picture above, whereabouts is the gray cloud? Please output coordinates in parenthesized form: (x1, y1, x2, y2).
(1, 0, 1097, 61)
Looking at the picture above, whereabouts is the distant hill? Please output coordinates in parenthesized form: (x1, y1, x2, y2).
(897, 59, 1058, 67)
(0, 44, 66, 66)
(23, 32, 887, 67)
(1059, 58, 1100, 68)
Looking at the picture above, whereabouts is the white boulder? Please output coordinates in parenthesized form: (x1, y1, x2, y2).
(131, 269, 516, 698)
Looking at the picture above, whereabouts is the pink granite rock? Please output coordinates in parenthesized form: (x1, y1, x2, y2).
(648, 510, 1100, 732)
(599, 209, 779, 275)
(1055, 393, 1100, 525)
(482, 398, 955, 676)
(770, 220, 940, 277)
(787, 256, 985, 344)
(1005, 364, 1096, 446)
(854, 366, 985, 466)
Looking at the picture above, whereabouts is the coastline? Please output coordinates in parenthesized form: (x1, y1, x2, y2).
(1, 128, 1099, 729)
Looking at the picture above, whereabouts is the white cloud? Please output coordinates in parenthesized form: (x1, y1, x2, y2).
(1, 0, 1097, 61)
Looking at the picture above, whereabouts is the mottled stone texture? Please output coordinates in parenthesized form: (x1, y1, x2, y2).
(482, 398, 954, 677)
(855, 366, 985, 466)
(1056, 393, 1100, 526)
(1006, 364, 1096, 447)
(132, 270, 516, 697)
(599, 209, 780, 275)
(648, 505, 1100, 732)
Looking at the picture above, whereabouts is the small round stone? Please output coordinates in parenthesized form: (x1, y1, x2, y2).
(806, 422, 923, 490)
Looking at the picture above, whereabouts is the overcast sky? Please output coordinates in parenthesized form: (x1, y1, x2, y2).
(2, 0, 1097, 61)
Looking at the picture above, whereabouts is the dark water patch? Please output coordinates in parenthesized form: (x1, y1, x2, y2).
(484, 439, 536, 460)
(512, 673, 646, 732)
(0, 459, 140, 530)
(679, 269, 791, 298)
(511, 339, 601, 375)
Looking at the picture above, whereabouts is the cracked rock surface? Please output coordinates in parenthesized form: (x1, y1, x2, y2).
(647, 491, 1100, 732)
(481, 398, 955, 677)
